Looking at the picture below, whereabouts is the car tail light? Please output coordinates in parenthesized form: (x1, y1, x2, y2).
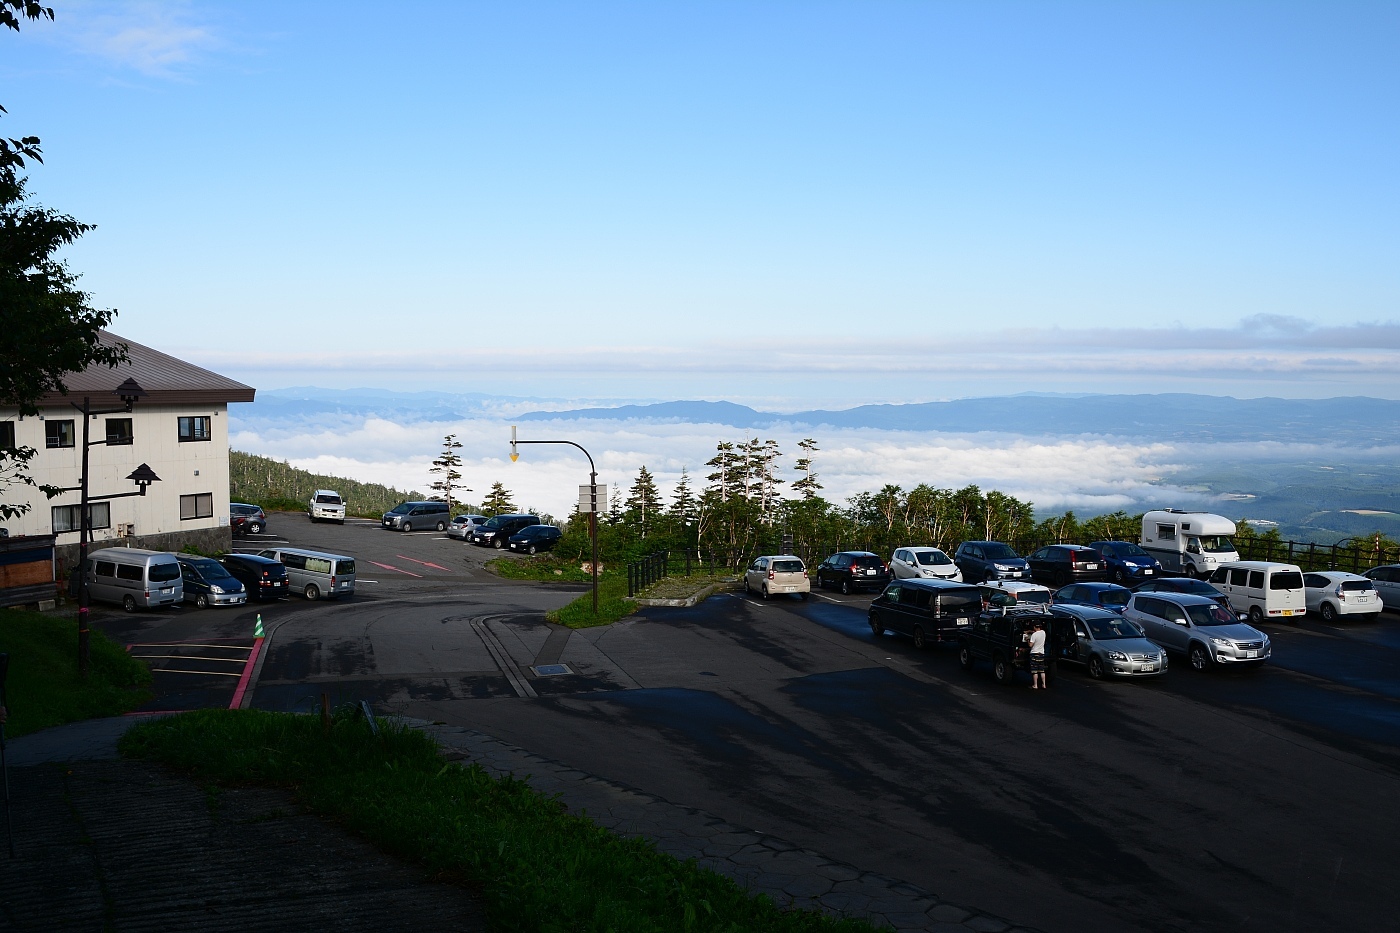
(331, 575, 337, 588)
(767, 569, 775, 580)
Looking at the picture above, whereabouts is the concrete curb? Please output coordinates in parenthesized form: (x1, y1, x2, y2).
(631, 580, 739, 608)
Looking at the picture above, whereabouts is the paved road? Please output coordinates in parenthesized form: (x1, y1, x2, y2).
(94, 519, 1400, 931)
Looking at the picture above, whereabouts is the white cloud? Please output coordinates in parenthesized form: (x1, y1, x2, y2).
(59, 1, 218, 77)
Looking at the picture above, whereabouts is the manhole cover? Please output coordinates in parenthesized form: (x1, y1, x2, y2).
(531, 663, 573, 676)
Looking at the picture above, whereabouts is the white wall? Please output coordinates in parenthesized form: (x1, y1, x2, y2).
(0, 402, 231, 543)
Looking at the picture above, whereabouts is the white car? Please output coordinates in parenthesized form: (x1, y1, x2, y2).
(1303, 570, 1382, 623)
(743, 555, 810, 600)
(979, 579, 1053, 609)
(890, 547, 963, 582)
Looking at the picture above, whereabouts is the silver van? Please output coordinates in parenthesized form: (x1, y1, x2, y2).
(85, 547, 183, 612)
(381, 500, 451, 532)
(257, 547, 356, 600)
(308, 489, 346, 523)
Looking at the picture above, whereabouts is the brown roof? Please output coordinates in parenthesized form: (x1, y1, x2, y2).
(39, 331, 255, 406)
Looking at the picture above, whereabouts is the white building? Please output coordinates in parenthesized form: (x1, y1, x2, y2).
(0, 331, 254, 571)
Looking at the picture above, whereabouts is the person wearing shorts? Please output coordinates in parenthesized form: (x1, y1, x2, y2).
(1027, 620, 1048, 688)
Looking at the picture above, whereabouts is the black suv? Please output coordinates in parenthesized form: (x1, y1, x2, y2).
(953, 541, 1030, 583)
(815, 552, 889, 594)
(868, 578, 984, 648)
(230, 503, 267, 536)
(217, 553, 290, 602)
(508, 525, 562, 554)
(471, 513, 542, 548)
(956, 595, 1056, 684)
(1026, 544, 1107, 586)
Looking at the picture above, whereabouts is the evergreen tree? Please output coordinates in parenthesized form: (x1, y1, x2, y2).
(669, 467, 697, 525)
(607, 482, 624, 525)
(624, 465, 662, 538)
(481, 481, 516, 516)
(705, 442, 742, 502)
(427, 434, 469, 513)
(792, 438, 823, 500)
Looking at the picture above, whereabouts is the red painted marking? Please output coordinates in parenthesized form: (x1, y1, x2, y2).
(396, 554, 452, 572)
(367, 560, 423, 578)
(229, 637, 264, 709)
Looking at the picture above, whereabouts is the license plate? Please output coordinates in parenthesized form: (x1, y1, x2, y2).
(1140, 664, 1157, 672)
(161, 587, 173, 595)
(1143, 569, 1154, 575)
(1009, 571, 1021, 578)
(1085, 563, 1098, 570)
(956, 617, 969, 625)
(1244, 650, 1258, 658)
(341, 582, 351, 589)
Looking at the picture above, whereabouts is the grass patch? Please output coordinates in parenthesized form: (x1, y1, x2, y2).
(546, 574, 637, 629)
(488, 555, 597, 583)
(0, 607, 153, 738)
(637, 573, 735, 601)
(120, 709, 876, 933)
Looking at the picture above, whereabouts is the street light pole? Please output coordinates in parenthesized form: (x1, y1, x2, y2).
(509, 428, 600, 615)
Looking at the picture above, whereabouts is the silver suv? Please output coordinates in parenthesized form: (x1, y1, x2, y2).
(1123, 592, 1270, 671)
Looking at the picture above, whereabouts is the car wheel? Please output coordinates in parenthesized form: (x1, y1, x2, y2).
(402, 522, 413, 533)
(194, 594, 208, 610)
(1320, 602, 1337, 623)
(799, 592, 808, 601)
(1248, 605, 1264, 625)
(528, 544, 538, 555)
(304, 583, 320, 601)
(840, 579, 851, 596)
(1110, 568, 1125, 585)
(993, 654, 1012, 684)
(912, 625, 927, 650)
(122, 595, 137, 613)
(958, 645, 974, 670)
(1056, 569, 1070, 587)
(744, 577, 752, 595)
(338, 519, 345, 525)
(435, 520, 447, 532)
(1088, 655, 1105, 679)
(493, 537, 505, 549)
(761, 585, 771, 600)
(248, 522, 264, 535)
(869, 615, 884, 636)
(1189, 643, 1210, 671)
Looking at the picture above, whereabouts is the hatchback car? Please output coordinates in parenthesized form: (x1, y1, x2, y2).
(1124, 592, 1270, 671)
(446, 514, 489, 541)
(508, 524, 562, 554)
(1048, 604, 1167, 679)
(815, 552, 889, 594)
(890, 546, 962, 582)
(1303, 571, 1382, 622)
(1132, 576, 1231, 610)
(743, 555, 810, 600)
(1027, 544, 1107, 586)
(230, 503, 267, 536)
(1052, 582, 1133, 614)
(954, 541, 1030, 583)
(217, 553, 290, 602)
(1088, 540, 1164, 585)
(176, 555, 247, 609)
(1361, 565, 1400, 611)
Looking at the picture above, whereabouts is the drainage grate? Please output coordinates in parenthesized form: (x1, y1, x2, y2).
(531, 663, 574, 676)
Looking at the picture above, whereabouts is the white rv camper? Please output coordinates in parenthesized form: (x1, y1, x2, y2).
(1139, 510, 1240, 578)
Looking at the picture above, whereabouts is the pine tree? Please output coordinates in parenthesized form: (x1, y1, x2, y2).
(792, 438, 823, 500)
(607, 482, 624, 525)
(624, 465, 662, 538)
(669, 467, 697, 525)
(427, 434, 469, 513)
(705, 442, 741, 502)
(481, 481, 516, 516)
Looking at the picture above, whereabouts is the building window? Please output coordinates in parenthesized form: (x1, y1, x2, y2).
(180, 493, 214, 520)
(178, 416, 212, 443)
(0, 420, 13, 450)
(106, 418, 133, 446)
(45, 419, 75, 448)
(52, 503, 111, 534)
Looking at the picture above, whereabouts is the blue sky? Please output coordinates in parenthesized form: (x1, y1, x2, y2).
(7, 1, 1400, 404)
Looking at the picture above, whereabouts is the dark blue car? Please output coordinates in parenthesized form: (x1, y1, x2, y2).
(953, 541, 1031, 583)
(1089, 540, 1164, 585)
(1052, 582, 1133, 614)
(508, 524, 562, 554)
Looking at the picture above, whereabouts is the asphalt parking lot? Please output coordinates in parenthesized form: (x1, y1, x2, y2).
(92, 515, 1400, 932)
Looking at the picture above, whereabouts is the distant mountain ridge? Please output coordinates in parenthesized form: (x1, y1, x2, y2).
(517, 394, 1400, 445)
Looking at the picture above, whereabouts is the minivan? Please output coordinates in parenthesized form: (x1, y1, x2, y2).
(470, 513, 542, 548)
(85, 547, 183, 612)
(308, 489, 346, 523)
(1207, 561, 1305, 624)
(257, 547, 356, 600)
(381, 500, 451, 532)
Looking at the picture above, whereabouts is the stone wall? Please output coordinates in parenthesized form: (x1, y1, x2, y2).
(53, 525, 235, 582)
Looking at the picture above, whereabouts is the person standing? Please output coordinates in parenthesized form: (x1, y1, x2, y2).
(1027, 620, 1048, 689)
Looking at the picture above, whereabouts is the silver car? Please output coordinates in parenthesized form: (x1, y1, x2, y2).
(1362, 565, 1400, 612)
(1124, 592, 1271, 671)
(890, 546, 963, 582)
(1049, 605, 1167, 679)
(743, 555, 810, 600)
(446, 513, 488, 541)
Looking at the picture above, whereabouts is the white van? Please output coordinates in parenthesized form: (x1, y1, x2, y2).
(308, 489, 346, 523)
(1207, 561, 1306, 624)
(257, 546, 356, 601)
(1139, 509, 1240, 578)
(85, 548, 183, 612)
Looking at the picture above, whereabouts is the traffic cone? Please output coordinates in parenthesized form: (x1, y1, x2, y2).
(254, 614, 265, 638)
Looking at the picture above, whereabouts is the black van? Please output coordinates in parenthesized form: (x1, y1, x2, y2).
(869, 578, 985, 648)
(470, 513, 541, 548)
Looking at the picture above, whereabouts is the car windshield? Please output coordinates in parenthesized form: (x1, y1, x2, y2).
(481, 517, 503, 529)
(1170, 579, 1221, 596)
(1016, 590, 1051, 605)
(915, 550, 951, 566)
(1186, 603, 1237, 626)
(1097, 589, 1130, 608)
(188, 558, 235, 580)
(316, 494, 341, 504)
(1341, 580, 1374, 592)
(389, 503, 411, 514)
(1199, 535, 1235, 553)
(852, 556, 884, 568)
(772, 559, 804, 573)
(148, 562, 180, 583)
(983, 544, 1019, 560)
(1115, 543, 1148, 557)
(1087, 616, 1142, 639)
(1270, 571, 1303, 591)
